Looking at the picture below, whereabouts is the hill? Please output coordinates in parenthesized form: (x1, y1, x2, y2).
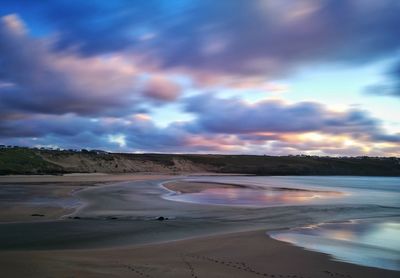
(0, 147, 399, 176)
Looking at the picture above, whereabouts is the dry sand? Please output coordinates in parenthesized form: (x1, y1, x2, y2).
(0, 175, 398, 277)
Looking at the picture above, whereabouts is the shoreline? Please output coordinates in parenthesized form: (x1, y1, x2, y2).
(160, 179, 346, 209)
(162, 180, 344, 194)
(0, 175, 399, 277)
(1, 228, 398, 277)
(267, 217, 400, 272)
(161, 180, 249, 194)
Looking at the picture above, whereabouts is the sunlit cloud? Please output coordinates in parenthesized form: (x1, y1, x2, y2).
(0, 1, 399, 156)
(108, 134, 127, 148)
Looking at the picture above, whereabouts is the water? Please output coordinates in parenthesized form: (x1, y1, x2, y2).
(163, 176, 400, 271)
(165, 186, 346, 207)
(269, 219, 400, 271)
(164, 176, 400, 208)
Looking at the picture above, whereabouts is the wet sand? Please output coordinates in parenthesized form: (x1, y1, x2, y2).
(0, 174, 173, 222)
(0, 230, 398, 278)
(163, 181, 248, 193)
(0, 175, 399, 277)
(0, 183, 86, 222)
(163, 180, 342, 194)
(0, 173, 176, 184)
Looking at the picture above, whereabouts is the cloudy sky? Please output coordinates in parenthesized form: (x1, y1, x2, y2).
(0, 0, 399, 156)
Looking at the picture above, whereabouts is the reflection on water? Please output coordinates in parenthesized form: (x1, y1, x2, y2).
(269, 219, 400, 271)
(163, 176, 400, 270)
(163, 176, 400, 208)
(165, 187, 344, 207)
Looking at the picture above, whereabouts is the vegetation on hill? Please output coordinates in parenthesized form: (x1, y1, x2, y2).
(0, 147, 399, 176)
(0, 148, 63, 175)
(179, 154, 400, 176)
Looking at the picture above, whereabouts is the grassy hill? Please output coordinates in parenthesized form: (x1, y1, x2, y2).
(0, 148, 63, 175)
(0, 147, 399, 176)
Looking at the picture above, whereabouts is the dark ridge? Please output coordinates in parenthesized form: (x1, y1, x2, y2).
(0, 146, 399, 176)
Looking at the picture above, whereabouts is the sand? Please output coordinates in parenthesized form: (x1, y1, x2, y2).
(163, 180, 248, 193)
(0, 230, 398, 278)
(0, 173, 176, 183)
(0, 174, 173, 222)
(163, 180, 343, 195)
(0, 174, 399, 277)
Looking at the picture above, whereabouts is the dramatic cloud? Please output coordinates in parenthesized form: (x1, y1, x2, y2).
(4, 0, 399, 77)
(184, 95, 394, 138)
(0, 2, 399, 156)
(0, 113, 231, 153)
(2, 93, 397, 156)
(0, 15, 180, 117)
(0, 14, 139, 116)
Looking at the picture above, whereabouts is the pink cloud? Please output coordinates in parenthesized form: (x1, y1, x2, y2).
(143, 76, 181, 102)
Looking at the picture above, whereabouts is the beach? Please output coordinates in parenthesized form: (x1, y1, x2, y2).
(1, 230, 398, 278)
(2, 1, 399, 277)
(0, 174, 399, 277)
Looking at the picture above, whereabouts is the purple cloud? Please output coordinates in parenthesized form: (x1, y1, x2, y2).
(142, 76, 182, 102)
(7, 0, 399, 77)
(184, 94, 400, 142)
(0, 2, 399, 156)
(0, 15, 180, 118)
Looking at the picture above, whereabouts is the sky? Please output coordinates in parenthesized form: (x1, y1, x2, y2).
(0, 0, 399, 156)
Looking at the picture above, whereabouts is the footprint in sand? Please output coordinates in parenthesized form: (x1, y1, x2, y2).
(181, 254, 199, 278)
(119, 262, 153, 278)
(323, 270, 351, 278)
